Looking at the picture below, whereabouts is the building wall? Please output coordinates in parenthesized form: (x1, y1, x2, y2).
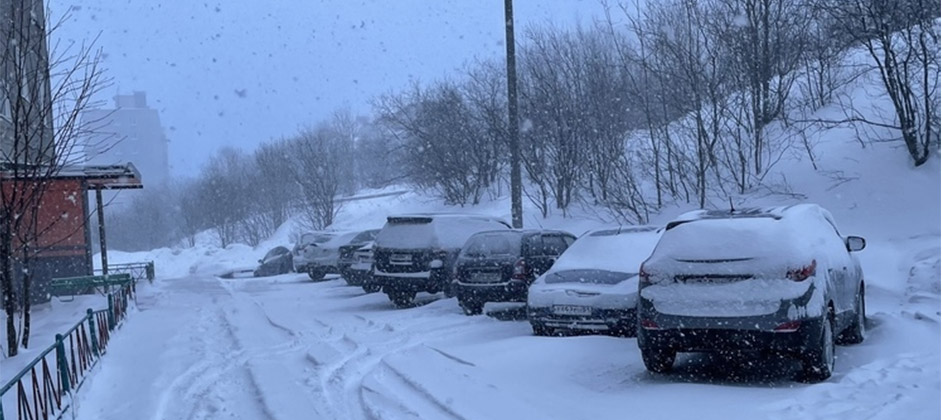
(0, 0, 56, 165)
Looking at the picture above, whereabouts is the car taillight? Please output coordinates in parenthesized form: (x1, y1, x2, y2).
(639, 262, 650, 285)
(786, 259, 817, 282)
(640, 319, 660, 330)
(773, 320, 801, 333)
(512, 258, 529, 280)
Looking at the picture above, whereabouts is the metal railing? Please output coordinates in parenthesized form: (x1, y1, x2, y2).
(0, 280, 134, 420)
(93, 261, 155, 284)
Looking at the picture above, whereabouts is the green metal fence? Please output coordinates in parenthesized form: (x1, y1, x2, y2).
(93, 262, 155, 284)
(0, 280, 134, 420)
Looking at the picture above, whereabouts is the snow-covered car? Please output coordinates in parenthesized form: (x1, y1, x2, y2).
(292, 231, 338, 280)
(338, 229, 380, 282)
(527, 226, 661, 336)
(373, 214, 512, 307)
(253, 246, 293, 277)
(344, 241, 380, 293)
(454, 229, 576, 315)
(295, 230, 378, 281)
(637, 205, 867, 382)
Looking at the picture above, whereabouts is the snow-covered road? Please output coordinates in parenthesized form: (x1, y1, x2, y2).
(71, 243, 939, 420)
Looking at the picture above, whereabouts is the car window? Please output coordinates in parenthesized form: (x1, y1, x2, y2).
(542, 235, 568, 256)
(563, 235, 575, 247)
(525, 235, 544, 256)
(351, 230, 378, 243)
(460, 233, 520, 257)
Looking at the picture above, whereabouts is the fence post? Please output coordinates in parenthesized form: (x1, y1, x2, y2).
(87, 308, 100, 357)
(107, 294, 115, 331)
(55, 334, 71, 395)
(146, 261, 155, 283)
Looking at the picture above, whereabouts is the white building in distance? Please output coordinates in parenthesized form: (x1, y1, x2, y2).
(83, 92, 170, 187)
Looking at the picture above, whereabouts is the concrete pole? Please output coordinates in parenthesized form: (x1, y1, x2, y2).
(96, 188, 108, 275)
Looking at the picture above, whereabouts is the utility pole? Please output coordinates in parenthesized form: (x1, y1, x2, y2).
(504, 0, 523, 229)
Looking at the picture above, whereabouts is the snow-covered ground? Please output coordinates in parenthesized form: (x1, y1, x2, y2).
(44, 134, 934, 419)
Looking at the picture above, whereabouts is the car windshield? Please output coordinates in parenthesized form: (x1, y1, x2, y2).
(460, 233, 522, 257)
(544, 269, 635, 285)
(300, 233, 334, 245)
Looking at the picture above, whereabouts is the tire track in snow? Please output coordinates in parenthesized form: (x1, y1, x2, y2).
(302, 313, 483, 420)
(151, 304, 274, 420)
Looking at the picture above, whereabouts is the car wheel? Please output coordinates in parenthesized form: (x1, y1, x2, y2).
(443, 281, 457, 298)
(531, 323, 552, 336)
(837, 285, 866, 345)
(800, 312, 835, 382)
(641, 347, 676, 373)
(459, 296, 484, 316)
(308, 268, 325, 281)
(387, 290, 416, 308)
(362, 284, 381, 293)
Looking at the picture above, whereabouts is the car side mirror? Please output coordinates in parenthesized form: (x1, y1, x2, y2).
(845, 236, 866, 252)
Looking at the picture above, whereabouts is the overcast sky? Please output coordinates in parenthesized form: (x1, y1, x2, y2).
(50, 1, 612, 177)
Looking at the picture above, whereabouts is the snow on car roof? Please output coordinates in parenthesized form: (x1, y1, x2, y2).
(387, 213, 511, 226)
(549, 226, 662, 275)
(650, 204, 834, 266)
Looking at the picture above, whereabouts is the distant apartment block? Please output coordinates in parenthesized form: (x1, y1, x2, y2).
(83, 91, 170, 186)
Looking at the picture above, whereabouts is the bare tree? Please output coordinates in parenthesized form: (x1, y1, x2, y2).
(374, 81, 500, 206)
(289, 127, 348, 230)
(196, 148, 253, 247)
(825, 0, 940, 166)
(0, 1, 110, 355)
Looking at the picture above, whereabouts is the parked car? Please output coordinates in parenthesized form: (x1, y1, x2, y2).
(373, 214, 512, 307)
(338, 229, 380, 283)
(296, 230, 379, 281)
(293, 231, 337, 280)
(527, 226, 661, 336)
(636, 205, 866, 382)
(345, 241, 381, 293)
(454, 229, 576, 315)
(253, 246, 294, 277)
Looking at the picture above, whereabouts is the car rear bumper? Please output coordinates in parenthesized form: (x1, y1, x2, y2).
(637, 317, 822, 354)
(455, 280, 527, 302)
(374, 269, 448, 291)
(528, 306, 636, 332)
(637, 283, 823, 353)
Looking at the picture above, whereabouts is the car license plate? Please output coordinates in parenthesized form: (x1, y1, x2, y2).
(469, 272, 501, 283)
(553, 305, 592, 316)
(390, 254, 412, 265)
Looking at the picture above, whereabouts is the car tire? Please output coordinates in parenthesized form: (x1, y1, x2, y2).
(308, 268, 325, 281)
(387, 290, 416, 308)
(459, 296, 484, 316)
(362, 284, 381, 293)
(531, 323, 552, 336)
(800, 312, 835, 382)
(641, 347, 676, 373)
(443, 281, 457, 298)
(837, 285, 866, 345)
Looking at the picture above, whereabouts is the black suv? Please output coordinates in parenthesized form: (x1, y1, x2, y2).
(637, 204, 866, 382)
(454, 230, 576, 315)
(373, 214, 512, 307)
